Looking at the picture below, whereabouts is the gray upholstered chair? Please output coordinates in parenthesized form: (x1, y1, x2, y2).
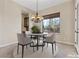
(45, 33, 56, 54)
(17, 33, 34, 58)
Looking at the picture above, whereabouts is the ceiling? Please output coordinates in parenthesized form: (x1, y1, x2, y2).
(13, 0, 72, 11)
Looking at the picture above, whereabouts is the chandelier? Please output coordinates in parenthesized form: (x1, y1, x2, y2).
(32, 0, 43, 23)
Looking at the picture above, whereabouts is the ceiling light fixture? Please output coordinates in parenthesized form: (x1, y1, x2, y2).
(32, 0, 43, 23)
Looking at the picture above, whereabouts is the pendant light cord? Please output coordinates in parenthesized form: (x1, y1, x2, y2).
(36, 0, 38, 15)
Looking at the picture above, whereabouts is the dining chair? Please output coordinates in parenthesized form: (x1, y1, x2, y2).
(17, 33, 34, 58)
(44, 33, 56, 54)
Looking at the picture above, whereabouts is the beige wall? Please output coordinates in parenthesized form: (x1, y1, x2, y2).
(40, 1, 75, 44)
(0, 0, 22, 45)
(0, 0, 34, 46)
(0, 0, 3, 41)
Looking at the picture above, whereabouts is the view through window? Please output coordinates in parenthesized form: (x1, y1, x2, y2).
(43, 17, 60, 33)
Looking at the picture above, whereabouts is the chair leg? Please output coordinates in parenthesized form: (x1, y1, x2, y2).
(42, 46, 43, 52)
(55, 43, 56, 51)
(33, 43, 35, 52)
(17, 44, 19, 54)
(30, 43, 31, 47)
(22, 45, 24, 58)
(52, 44, 54, 54)
(47, 43, 48, 47)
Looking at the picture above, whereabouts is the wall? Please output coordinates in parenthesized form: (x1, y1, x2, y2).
(21, 14, 28, 31)
(21, 13, 35, 33)
(0, 0, 3, 43)
(40, 1, 75, 44)
(0, 0, 22, 46)
(0, 0, 34, 47)
(20, 4, 35, 32)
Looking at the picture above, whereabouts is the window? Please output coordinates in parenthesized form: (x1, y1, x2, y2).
(43, 12, 60, 33)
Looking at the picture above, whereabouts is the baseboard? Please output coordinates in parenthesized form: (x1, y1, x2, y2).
(0, 41, 18, 48)
(74, 44, 79, 54)
(56, 41, 74, 46)
(0, 40, 74, 48)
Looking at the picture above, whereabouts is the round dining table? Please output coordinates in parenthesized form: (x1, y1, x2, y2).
(27, 33, 48, 50)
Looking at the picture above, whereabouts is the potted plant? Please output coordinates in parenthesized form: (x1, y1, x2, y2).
(31, 25, 41, 33)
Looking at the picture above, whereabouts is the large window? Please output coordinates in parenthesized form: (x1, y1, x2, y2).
(43, 12, 60, 33)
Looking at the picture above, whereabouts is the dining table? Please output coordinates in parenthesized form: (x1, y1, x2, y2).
(27, 32, 48, 50)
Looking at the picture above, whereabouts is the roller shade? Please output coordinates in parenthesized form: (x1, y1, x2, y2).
(43, 12, 60, 19)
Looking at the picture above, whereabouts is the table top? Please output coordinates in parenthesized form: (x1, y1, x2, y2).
(27, 33, 48, 36)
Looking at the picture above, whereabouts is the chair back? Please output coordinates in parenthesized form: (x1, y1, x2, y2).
(17, 33, 32, 45)
(46, 33, 55, 42)
(17, 33, 28, 45)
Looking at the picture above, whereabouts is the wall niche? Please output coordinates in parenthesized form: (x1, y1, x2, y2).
(22, 13, 29, 31)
